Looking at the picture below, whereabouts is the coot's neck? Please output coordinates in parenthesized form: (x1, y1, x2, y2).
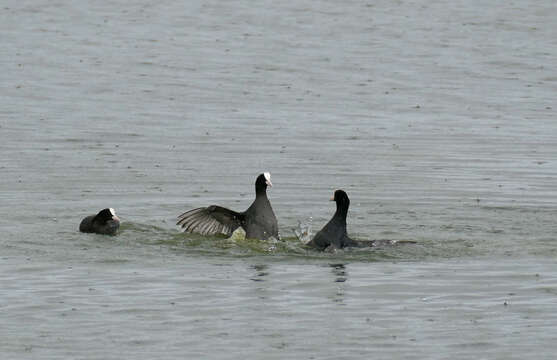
(334, 200, 349, 224)
(255, 183, 267, 198)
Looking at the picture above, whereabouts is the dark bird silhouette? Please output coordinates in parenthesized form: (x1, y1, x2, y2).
(306, 190, 417, 251)
(79, 208, 120, 235)
(307, 190, 361, 250)
(177, 173, 279, 240)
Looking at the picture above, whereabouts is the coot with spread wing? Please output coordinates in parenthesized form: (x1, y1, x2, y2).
(177, 173, 279, 240)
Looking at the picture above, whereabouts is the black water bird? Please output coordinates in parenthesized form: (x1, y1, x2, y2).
(79, 208, 120, 235)
(177, 173, 279, 240)
(307, 190, 370, 250)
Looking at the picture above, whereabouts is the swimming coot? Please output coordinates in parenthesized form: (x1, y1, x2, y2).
(307, 190, 361, 250)
(79, 208, 120, 235)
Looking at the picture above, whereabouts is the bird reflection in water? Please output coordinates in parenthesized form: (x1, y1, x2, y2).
(329, 263, 347, 305)
(330, 263, 347, 283)
(250, 264, 269, 282)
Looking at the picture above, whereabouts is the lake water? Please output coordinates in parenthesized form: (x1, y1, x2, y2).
(1, 0, 557, 358)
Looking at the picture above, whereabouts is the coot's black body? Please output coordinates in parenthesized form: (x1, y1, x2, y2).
(177, 173, 279, 240)
(307, 190, 417, 250)
(79, 208, 120, 235)
(306, 190, 358, 250)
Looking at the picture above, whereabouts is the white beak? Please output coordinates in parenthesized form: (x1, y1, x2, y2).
(264, 172, 272, 187)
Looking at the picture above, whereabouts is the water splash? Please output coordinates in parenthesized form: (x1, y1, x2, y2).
(227, 227, 247, 242)
(114, 221, 475, 261)
(294, 217, 313, 245)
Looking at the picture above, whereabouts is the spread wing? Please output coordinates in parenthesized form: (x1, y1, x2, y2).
(177, 205, 243, 236)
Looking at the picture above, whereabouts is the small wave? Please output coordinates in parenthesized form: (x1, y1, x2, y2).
(105, 221, 482, 262)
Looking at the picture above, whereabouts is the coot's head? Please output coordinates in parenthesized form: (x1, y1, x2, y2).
(330, 189, 350, 209)
(95, 208, 120, 225)
(255, 172, 272, 193)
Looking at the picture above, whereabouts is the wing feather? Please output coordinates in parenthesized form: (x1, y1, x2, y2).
(185, 215, 208, 233)
(177, 206, 243, 236)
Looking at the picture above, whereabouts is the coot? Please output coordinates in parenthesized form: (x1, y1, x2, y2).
(307, 189, 389, 250)
(177, 173, 279, 240)
(79, 208, 120, 235)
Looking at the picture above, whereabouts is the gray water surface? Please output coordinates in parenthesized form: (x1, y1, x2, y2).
(2, 0, 557, 359)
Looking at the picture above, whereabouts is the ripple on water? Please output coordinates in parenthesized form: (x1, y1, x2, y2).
(109, 220, 481, 263)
